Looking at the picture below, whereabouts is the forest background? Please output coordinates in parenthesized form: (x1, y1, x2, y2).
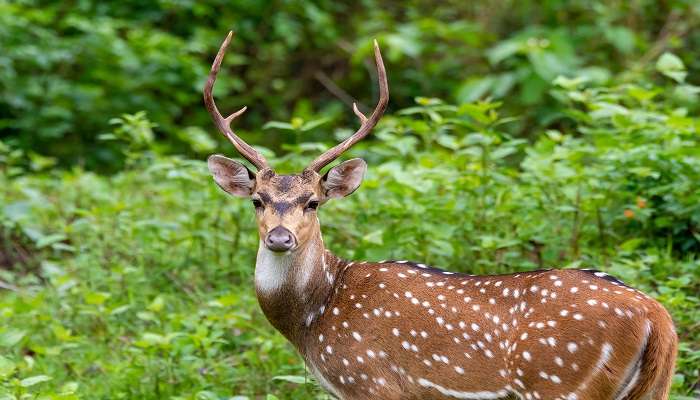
(1, 1, 699, 398)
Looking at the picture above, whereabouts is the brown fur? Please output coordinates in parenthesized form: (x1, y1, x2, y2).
(301, 264, 676, 399)
(622, 304, 678, 400)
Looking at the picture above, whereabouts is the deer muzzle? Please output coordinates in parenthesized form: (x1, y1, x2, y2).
(264, 225, 297, 253)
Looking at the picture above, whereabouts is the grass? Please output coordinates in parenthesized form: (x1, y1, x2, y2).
(0, 155, 698, 399)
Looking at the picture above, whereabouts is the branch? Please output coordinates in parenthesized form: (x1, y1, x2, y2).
(314, 71, 368, 114)
(639, 10, 684, 65)
(0, 281, 18, 292)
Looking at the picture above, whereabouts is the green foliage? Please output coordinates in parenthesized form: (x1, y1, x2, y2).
(1, 0, 700, 169)
(1, 69, 699, 398)
(0, 1, 699, 398)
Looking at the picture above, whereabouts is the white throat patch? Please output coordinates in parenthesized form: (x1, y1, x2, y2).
(255, 243, 293, 295)
(254, 241, 321, 296)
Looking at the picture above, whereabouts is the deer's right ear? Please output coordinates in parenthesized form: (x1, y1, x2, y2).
(321, 158, 367, 199)
(207, 155, 256, 197)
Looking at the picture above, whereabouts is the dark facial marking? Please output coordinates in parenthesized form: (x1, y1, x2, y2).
(273, 201, 293, 215)
(278, 175, 294, 192)
(294, 192, 314, 206)
(258, 192, 273, 204)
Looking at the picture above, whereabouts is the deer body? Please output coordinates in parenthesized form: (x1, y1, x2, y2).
(251, 217, 676, 400)
(202, 32, 677, 399)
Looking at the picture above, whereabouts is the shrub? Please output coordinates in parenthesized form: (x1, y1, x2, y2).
(1, 70, 698, 397)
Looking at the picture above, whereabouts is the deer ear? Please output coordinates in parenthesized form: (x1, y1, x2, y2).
(207, 155, 256, 197)
(321, 158, 367, 199)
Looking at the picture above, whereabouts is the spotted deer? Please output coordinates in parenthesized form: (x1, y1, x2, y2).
(204, 32, 677, 400)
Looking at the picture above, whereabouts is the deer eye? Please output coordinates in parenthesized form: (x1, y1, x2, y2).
(252, 199, 263, 209)
(305, 200, 319, 211)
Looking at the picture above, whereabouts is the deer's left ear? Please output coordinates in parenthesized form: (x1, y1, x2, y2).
(321, 158, 367, 199)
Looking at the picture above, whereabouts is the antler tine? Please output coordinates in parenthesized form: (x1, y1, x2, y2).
(204, 31, 269, 170)
(352, 102, 369, 124)
(307, 39, 389, 172)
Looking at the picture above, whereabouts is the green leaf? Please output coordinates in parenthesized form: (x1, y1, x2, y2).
(60, 382, 79, 394)
(456, 77, 494, 103)
(528, 51, 569, 81)
(20, 375, 52, 387)
(487, 39, 521, 65)
(620, 238, 645, 252)
(490, 146, 517, 160)
(300, 117, 330, 132)
(35, 233, 67, 248)
(0, 356, 16, 379)
(553, 75, 586, 90)
(589, 102, 629, 119)
(436, 134, 460, 150)
(147, 295, 165, 313)
(656, 52, 687, 83)
(3, 202, 31, 222)
(195, 391, 219, 400)
(0, 330, 26, 347)
(137, 332, 167, 347)
(177, 126, 217, 153)
(84, 291, 110, 306)
(272, 375, 307, 385)
(604, 26, 636, 54)
(362, 230, 384, 245)
(110, 305, 131, 315)
(262, 121, 295, 131)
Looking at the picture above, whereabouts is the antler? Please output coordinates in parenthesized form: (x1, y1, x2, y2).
(204, 31, 269, 170)
(306, 40, 389, 172)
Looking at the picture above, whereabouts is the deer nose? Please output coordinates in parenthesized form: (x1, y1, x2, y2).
(265, 226, 297, 252)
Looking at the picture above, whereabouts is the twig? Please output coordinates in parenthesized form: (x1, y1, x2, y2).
(569, 187, 581, 259)
(314, 71, 368, 114)
(639, 10, 683, 65)
(0, 281, 19, 291)
(336, 39, 354, 54)
(596, 206, 608, 264)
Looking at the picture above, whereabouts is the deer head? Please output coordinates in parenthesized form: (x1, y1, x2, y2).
(205, 32, 388, 254)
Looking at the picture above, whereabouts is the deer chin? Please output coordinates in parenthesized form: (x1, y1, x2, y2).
(262, 245, 298, 255)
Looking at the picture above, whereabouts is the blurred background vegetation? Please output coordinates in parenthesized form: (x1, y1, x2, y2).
(1, 0, 699, 398)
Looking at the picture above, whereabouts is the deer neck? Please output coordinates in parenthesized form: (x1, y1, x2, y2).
(254, 232, 341, 352)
